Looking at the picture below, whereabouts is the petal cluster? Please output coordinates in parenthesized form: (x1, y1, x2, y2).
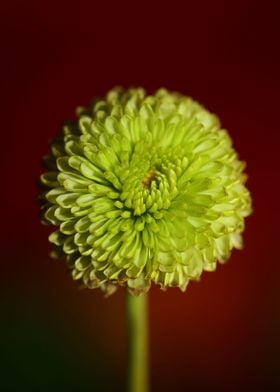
(40, 88, 252, 295)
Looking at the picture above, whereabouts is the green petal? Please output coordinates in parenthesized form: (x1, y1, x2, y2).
(39, 86, 252, 294)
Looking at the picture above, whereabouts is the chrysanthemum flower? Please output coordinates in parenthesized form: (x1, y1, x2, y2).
(40, 88, 252, 295)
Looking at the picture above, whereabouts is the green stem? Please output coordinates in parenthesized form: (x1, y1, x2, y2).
(126, 292, 149, 392)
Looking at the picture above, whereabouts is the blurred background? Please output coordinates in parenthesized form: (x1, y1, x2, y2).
(1, 0, 280, 390)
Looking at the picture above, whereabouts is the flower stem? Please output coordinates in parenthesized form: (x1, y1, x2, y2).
(126, 292, 149, 392)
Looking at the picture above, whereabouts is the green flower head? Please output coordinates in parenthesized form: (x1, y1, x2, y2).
(40, 88, 252, 295)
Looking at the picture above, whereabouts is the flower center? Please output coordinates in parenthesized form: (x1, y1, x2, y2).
(142, 169, 157, 188)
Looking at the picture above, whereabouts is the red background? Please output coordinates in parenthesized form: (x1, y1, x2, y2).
(2, 0, 280, 390)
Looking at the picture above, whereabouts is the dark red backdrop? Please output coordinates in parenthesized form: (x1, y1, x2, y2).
(2, 0, 280, 391)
